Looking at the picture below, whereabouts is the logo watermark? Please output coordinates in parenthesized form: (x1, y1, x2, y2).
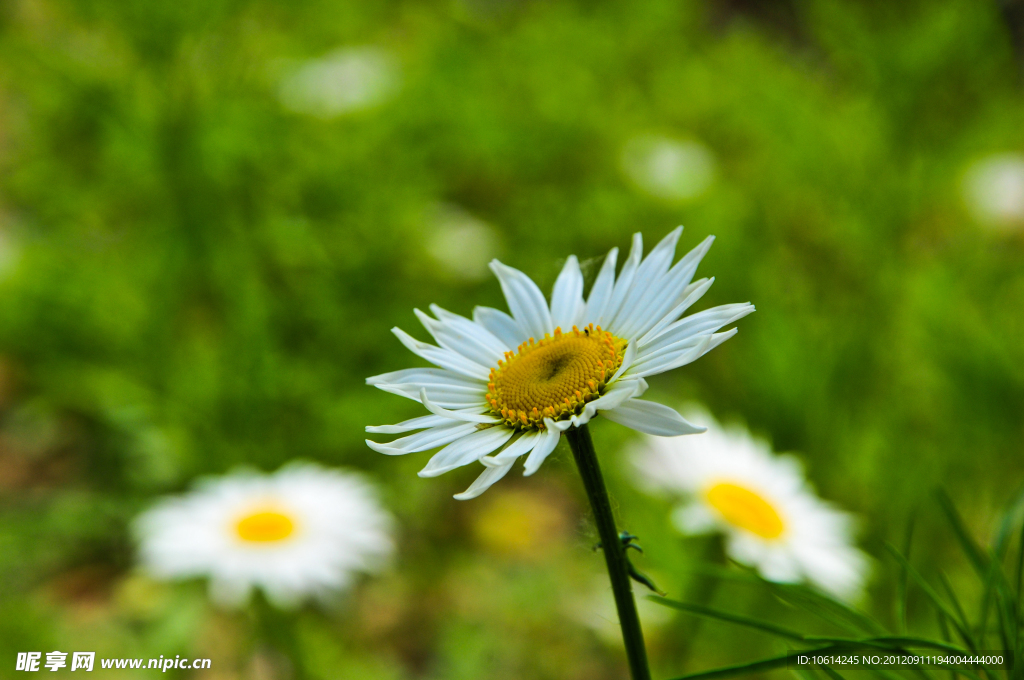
(16, 652, 211, 672)
(787, 649, 1012, 669)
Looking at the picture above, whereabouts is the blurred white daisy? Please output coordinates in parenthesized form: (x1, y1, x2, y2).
(621, 135, 717, 203)
(135, 463, 393, 608)
(424, 203, 501, 281)
(278, 46, 399, 119)
(962, 153, 1024, 230)
(633, 408, 868, 601)
(366, 228, 754, 500)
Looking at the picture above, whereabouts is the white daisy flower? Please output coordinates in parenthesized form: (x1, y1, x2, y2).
(366, 228, 754, 500)
(134, 463, 394, 608)
(633, 408, 868, 601)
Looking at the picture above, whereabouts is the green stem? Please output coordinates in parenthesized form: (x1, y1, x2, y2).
(566, 423, 651, 680)
(252, 592, 307, 680)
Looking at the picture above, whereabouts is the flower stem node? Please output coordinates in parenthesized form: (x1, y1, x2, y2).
(594, 532, 664, 595)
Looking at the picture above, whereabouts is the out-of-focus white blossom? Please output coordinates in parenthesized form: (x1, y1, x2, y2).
(425, 203, 501, 281)
(135, 463, 393, 608)
(278, 47, 399, 118)
(962, 153, 1024, 230)
(621, 135, 717, 203)
(633, 406, 869, 601)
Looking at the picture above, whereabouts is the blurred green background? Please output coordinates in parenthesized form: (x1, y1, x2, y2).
(1, 0, 1023, 677)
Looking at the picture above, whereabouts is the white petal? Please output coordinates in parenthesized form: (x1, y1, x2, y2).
(391, 327, 489, 380)
(608, 227, 683, 337)
(366, 414, 451, 434)
(637, 277, 714, 348)
(484, 430, 543, 466)
(751, 545, 802, 584)
(453, 461, 516, 500)
(472, 306, 526, 349)
(367, 367, 483, 390)
(431, 304, 509, 354)
(584, 247, 618, 322)
(366, 421, 479, 455)
(631, 329, 738, 378)
(629, 336, 712, 379)
(591, 378, 644, 411)
(545, 418, 575, 432)
(418, 426, 515, 477)
(600, 398, 706, 436)
(419, 388, 498, 424)
(639, 303, 754, 355)
(415, 306, 508, 366)
(569, 378, 644, 428)
(550, 255, 585, 330)
(671, 503, 719, 534)
(597, 232, 643, 327)
(522, 420, 562, 476)
(620, 235, 715, 340)
(373, 382, 486, 409)
(489, 260, 554, 340)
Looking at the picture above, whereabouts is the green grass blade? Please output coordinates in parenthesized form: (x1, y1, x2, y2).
(663, 650, 816, 680)
(936, 608, 960, 680)
(648, 596, 807, 641)
(937, 491, 988, 576)
(819, 665, 846, 680)
(1016, 519, 1024, 615)
(801, 635, 967, 653)
(885, 544, 977, 650)
(938, 572, 972, 641)
(900, 516, 917, 635)
(770, 582, 887, 635)
(992, 484, 1024, 560)
(679, 564, 883, 635)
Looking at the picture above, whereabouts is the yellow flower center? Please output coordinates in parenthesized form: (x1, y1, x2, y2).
(705, 482, 784, 539)
(235, 509, 296, 543)
(486, 324, 627, 429)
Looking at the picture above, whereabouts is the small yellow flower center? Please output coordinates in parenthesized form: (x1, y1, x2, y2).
(235, 509, 296, 543)
(486, 324, 627, 429)
(705, 482, 784, 539)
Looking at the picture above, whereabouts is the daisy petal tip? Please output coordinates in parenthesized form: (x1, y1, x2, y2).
(453, 486, 488, 501)
(365, 439, 398, 455)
